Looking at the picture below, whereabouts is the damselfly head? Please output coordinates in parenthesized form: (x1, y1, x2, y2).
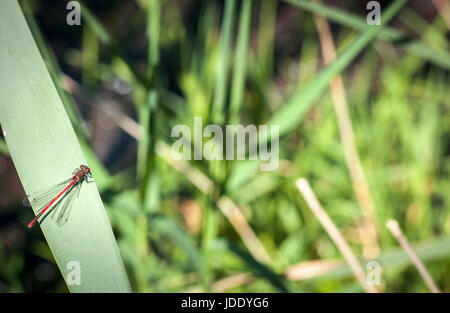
(80, 164, 92, 177)
(79, 164, 90, 171)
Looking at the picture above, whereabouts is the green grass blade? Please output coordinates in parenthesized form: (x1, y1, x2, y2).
(226, 0, 407, 191)
(151, 214, 207, 284)
(227, 0, 407, 190)
(211, 0, 236, 124)
(285, 0, 403, 40)
(229, 0, 252, 124)
(0, 0, 131, 292)
(80, 1, 150, 88)
(81, 26, 99, 90)
(310, 235, 450, 282)
(213, 239, 292, 292)
(147, 0, 161, 71)
(255, 0, 277, 81)
(140, 0, 161, 212)
(269, 0, 408, 137)
(285, 0, 450, 70)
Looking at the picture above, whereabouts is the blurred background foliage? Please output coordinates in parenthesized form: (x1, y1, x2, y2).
(0, 0, 450, 292)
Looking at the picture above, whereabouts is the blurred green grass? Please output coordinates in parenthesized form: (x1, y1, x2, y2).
(0, 0, 449, 292)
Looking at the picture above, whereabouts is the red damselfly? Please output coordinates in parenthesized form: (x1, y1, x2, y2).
(25, 165, 92, 228)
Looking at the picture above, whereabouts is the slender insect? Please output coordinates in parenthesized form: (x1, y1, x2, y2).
(25, 165, 92, 228)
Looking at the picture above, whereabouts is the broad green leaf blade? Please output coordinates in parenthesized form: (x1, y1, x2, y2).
(20, 0, 111, 191)
(0, 0, 131, 292)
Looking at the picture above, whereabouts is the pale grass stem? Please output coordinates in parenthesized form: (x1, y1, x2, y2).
(313, 8, 380, 259)
(386, 219, 441, 293)
(296, 178, 377, 293)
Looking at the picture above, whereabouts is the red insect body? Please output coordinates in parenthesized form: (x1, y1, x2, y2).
(26, 165, 91, 228)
